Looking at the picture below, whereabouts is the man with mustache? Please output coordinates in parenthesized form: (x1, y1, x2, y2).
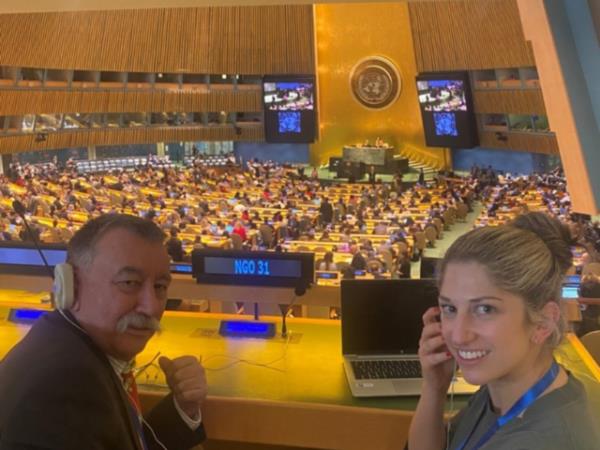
(0, 214, 207, 450)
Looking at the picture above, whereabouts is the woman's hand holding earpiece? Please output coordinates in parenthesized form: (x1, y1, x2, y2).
(418, 306, 455, 394)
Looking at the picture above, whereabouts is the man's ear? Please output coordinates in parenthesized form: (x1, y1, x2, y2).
(531, 301, 560, 345)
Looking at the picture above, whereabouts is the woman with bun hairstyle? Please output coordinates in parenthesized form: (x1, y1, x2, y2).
(409, 212, 600, 450)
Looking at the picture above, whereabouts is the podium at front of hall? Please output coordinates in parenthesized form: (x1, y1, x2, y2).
(335, 145, 409, 178)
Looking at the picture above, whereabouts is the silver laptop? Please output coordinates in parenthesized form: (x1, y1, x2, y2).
(341, 279, 478, 397)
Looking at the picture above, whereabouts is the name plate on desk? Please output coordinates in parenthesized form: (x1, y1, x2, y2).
(192, 249, 314, 288)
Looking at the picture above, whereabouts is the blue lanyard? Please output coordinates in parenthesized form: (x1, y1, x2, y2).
(455, 361, 560, 450)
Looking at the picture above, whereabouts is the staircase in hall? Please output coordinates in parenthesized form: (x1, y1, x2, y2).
(394, 146, 441, 182)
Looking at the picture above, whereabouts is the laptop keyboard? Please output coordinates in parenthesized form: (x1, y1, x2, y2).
(351, 359, 422, 379)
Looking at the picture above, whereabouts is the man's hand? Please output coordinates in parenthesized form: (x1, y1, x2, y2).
(159, 355, 207, 420)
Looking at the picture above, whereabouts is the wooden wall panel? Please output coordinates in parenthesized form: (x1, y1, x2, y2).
(0, 125, 264, 154)
(0, 6, 315, 74)
(408, 0, 535, 72)
(472, 89, 547, 115)
(479, 130, 559, 155)
(0, 89, 263, 115)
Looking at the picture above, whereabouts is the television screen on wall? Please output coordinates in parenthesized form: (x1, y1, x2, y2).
(264, 81, 315, 111)
(263, 75, 316, 143)
(416, 72, 478, 148)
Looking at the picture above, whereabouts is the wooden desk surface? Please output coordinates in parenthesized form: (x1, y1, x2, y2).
(1, 303, 599, 449)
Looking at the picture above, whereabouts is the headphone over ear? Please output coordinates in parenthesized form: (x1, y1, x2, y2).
(54, 263, 75, 310)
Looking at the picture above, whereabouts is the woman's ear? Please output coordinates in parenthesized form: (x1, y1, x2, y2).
(531, 301, 560, 345)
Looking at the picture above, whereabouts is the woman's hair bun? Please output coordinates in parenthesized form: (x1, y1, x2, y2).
(511, 212, 573, 273)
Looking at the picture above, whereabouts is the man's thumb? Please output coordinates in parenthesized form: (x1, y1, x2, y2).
(158, 356, 174, 375)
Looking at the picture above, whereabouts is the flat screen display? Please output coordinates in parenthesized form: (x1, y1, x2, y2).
(0, 244, 67, 276)
(433, 112, 458, 136)
(0, 247, 66, 266)
(264, 81, 314, 111)
(561, 285, 579, 299)
(204, 256, 302, 278)
(416, 72, 478, 148)
(192, 249, 314, 288)
(263, 75, 317, 143)
(418, 79, 467, 112)
(341, 279, 439, 355)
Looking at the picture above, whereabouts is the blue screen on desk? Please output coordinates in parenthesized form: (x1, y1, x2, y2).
(170, 263, 192, 274)
(9, 308, 47, 324)
(561, 286, 579, 299)
(564, 275, 581, 284)
(0, 248, 66, 266)
(316, 271, 339, 280)
(204, 257, 302, 278)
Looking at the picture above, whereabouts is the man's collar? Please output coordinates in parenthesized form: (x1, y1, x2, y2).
(107, 355, 135, 375)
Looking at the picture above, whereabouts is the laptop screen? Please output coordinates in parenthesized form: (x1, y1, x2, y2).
(564, 275, 581, 284)
(561, 285, 579, 299)
(341, 279, 439, 356)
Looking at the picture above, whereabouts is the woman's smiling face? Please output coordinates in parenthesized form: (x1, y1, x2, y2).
(439, 261, 539, 387)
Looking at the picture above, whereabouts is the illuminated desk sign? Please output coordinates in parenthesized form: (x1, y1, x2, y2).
(218, 320, 276, 339)
(9, 308, 47, 324)
(192, 249, 314, 288)
(170, 263, 193, 274)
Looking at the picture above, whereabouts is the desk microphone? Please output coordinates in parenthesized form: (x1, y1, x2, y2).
(12, 200, 54, 280)
(281, 283, 306, 338)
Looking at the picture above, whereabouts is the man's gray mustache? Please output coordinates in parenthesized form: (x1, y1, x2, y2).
(116, 313, 161, 334)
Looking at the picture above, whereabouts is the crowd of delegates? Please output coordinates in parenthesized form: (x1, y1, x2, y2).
(1, 158, 599, 280)
(474, 166, 600, 261)
(0, 157, 478, 279)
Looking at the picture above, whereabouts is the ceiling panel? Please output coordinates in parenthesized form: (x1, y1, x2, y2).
(0, 0, 468, 15)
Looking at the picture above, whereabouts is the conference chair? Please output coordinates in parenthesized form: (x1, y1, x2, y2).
(379, 249, 394, 273)
(582, 263, 600, 276)
(395, 241, 408, 256)
(414, 232, 427, 259)
(456, 202, 469, 222)
(258, 224, 274, 249)
(432, 217, 444, 239)
(580, 330, 600, 366)
(231, 233, 244, 250)
(424, 225, 437, 248)
(442, 209, 453, 229)
(367, 259, 385, 274)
